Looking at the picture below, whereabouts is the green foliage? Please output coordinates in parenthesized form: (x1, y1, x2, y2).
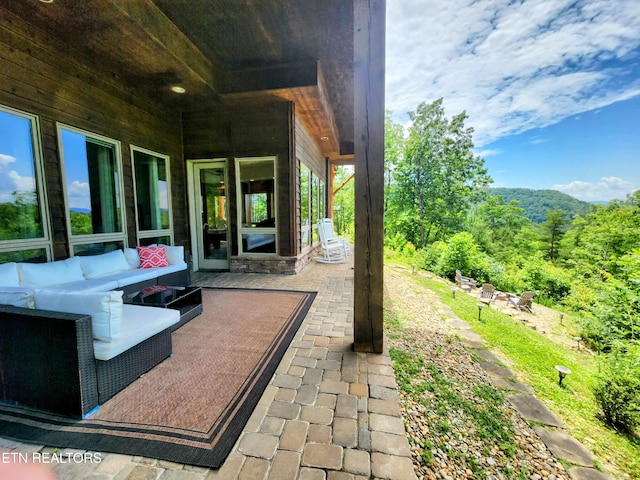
(593, 342, 640, 431)
(332, 166, 355, 240)
(387, 100, 492, 247)
(489, 187, 593, 224)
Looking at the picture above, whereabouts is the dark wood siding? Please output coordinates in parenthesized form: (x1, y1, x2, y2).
(0, 7, 186, 259)
(182, 100, 295, 256)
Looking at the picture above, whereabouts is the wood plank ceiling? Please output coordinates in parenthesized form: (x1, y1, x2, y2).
(2, 0, 354, 160)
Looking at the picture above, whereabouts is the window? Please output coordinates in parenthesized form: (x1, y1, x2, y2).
(0, 106, 51, 262)
(236, 157, 277, 254)
(132, 146, 173, 245)
(58, 125, 126, 255)
(300, 164, 311, 249)
(299, 162, 325, 248)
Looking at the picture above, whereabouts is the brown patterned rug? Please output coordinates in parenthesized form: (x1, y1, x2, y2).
(0, 288, 316, 468)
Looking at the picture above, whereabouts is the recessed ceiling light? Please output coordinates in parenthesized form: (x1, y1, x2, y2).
(39, 0, 54, 3)
(170, 85, 186, 94)
(320, 136, 329, 141)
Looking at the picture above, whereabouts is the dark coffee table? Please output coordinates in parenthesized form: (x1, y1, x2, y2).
(124, 285, 203, 330)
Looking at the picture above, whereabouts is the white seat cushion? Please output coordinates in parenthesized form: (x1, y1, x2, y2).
(111, 264, 187, 288)
(92, 305, 179, 361)
(46, 277, 120, 292)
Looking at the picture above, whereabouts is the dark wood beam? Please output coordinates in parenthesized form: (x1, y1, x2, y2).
(353, 0, 385, 353)
(221, 62, 347, 161)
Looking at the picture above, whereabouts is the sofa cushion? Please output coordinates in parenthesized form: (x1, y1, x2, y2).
(46, 277, 120, 292)
(79, 250, 131, 279)
(123, 248, 141, 268)
(137, 246, 169, 268)
(19, 257, 85, 288)
(34, 289, 123, 342)
(0, 262, 20, 287)
(92, 304, 179, 361)
(158, 245, 186, 266)
(0, 289, 34, 308)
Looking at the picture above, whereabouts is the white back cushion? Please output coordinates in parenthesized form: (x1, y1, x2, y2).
(123, 248, 141, 268)
(34, 289, 123, 342)
(0, 262, 20, 287)
(19, 257, 85, 288)
(159, 245, 186, 265)
(79, 250, 131, 279)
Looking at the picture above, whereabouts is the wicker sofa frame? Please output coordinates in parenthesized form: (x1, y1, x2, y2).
(0, 304, 175, 418)
(0, 256, 192, 418)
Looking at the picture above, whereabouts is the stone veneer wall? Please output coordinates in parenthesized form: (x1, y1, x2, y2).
(230, 245, 321, 275)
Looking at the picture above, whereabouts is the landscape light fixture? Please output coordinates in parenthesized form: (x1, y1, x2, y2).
(559, 313, 564, 324)
(451, 287, 457, 298)
(573, 336, 582, 350)
(476, 302, 485, 322)
(555, 365, 571, 387)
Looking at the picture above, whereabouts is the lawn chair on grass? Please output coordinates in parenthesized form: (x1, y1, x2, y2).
(480, 283, 497, 303)
(455, 270, 477, 289)
(507, 291, 535, 312)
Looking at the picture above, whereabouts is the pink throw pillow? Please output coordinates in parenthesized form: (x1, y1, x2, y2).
(137, 246, 169, 269)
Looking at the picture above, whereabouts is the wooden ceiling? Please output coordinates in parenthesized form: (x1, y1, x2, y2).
(3, 0, 354, 159)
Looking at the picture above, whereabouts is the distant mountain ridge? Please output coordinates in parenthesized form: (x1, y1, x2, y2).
(488, 188, 593, 224)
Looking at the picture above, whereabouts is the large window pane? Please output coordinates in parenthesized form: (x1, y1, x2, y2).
(132, 147, 173, 246)
(133, 149, 171, 232)
(0, 248, 47, 264)
(0, 109, 45, 241)
(236, 157, 277, 254)
(60, 128, 123, 236)
(300, 164, 311, 248)
(72, 241, 125, 256)
(312, 175, 320, 242)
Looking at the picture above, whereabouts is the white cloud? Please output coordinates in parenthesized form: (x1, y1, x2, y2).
(0, 154, 36, 203)
(553, 176, 636, 201)
(67, 180, 90, 210)
(386, 0, 640, 146)
(474, 148, 502, 157)
(0, 153, 16, 168)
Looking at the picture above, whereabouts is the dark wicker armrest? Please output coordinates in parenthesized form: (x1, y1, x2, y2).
(0, 305, 99, 418)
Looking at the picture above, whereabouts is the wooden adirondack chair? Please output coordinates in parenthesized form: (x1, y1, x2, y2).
(455, 270, 477, 288)
(480, 283, 497, 303)
(507, 291, 535, 312)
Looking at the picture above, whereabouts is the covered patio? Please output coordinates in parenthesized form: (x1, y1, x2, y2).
(1, 260, 415, 479)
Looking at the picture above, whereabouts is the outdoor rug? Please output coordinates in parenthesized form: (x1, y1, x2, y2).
(0, 288, 316, 468)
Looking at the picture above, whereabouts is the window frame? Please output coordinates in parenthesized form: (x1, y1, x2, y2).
(235, 156, 278, 256)
(0, 105, 52, 261)
(130, 145, 174, 246)
(57, 123, 127, 255)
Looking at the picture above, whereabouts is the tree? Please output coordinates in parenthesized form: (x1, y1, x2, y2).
(384, 110, 404, 213)
(389, 99, 492, 248)
(540, 209, 568, 261)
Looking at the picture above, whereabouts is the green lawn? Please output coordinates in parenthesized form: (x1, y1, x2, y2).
(392, 265, 640, 478)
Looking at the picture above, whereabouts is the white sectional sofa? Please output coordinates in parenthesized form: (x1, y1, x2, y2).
(0, 246, 193, 417)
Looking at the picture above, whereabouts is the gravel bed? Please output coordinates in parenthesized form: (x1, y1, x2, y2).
(384, 269, 570, 480)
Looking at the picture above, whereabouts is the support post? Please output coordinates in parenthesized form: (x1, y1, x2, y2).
(353, 0, 385, 353)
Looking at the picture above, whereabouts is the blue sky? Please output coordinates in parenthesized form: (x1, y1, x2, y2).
(386, 0, 640, 202)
